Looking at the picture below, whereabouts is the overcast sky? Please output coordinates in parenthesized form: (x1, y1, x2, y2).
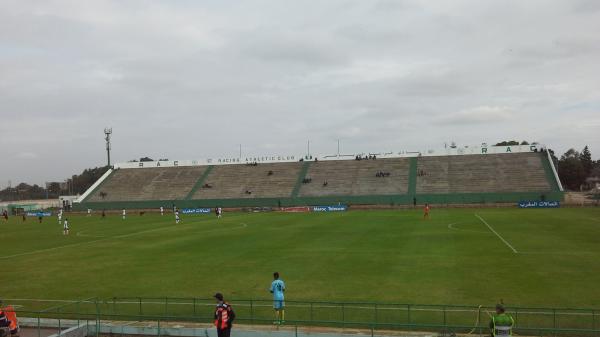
(1, 0, 599, 186)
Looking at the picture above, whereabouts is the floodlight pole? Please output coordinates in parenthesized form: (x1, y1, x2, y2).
(104, 128, 112, 167)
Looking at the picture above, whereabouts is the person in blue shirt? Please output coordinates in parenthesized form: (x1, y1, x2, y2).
(270, 272, 286, 324)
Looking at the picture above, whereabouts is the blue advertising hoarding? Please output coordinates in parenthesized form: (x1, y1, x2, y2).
(181, 208, 212, 214)
(26, 211, 52, 217)
(518, 201, 560, 208)
(312, 205, 348, 212)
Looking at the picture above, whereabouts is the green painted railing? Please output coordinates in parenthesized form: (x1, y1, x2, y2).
(8, 297, 600, 337)
(185, 165, 214, 200)
(408, 157, 417, 197)
(291, 161, 311, 198)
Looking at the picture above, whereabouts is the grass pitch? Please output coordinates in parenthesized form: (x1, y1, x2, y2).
(1, 208, 600, 309)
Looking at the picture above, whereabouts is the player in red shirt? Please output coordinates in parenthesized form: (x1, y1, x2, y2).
(424, 203, 431, 220)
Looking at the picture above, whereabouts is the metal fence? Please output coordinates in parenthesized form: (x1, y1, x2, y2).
(7, 297, 600, 337)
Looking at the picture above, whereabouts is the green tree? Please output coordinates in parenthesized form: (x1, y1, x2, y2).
(74, 166, 111, 194)
(581, 146, 593, 176)
(495, 140, 520, 146)
(558, 149, 586, 190)
(520, 140, 529, 145)
(547, 149, 559, 168)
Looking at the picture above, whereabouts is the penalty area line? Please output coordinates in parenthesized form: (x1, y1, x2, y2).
(475, 214, 518, 254)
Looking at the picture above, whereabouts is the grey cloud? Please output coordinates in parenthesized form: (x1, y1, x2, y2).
(0, 0, 599, 186)
(433, 106, 515, 125)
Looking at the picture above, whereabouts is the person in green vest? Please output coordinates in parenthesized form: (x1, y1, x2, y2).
(489, 303, 514, 337)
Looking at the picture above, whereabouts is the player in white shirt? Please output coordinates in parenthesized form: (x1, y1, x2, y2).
(58, 209, 63, 224)
(160, 206, 164, 216)
(122, 209, 126, 220)
(217, 207, 222, 218)
(87, 208, 92, 216)
(175, 210, 181, 224)
(63, 218, 69, 235)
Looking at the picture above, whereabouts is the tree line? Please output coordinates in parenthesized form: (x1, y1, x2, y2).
(0, 156, 161, 201)
(0, 166, 110, 201)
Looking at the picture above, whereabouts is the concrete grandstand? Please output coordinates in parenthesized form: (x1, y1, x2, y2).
(75, 144, 563, 210)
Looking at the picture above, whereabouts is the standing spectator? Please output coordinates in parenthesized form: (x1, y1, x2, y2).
(2, 303, 19, 336)
(489, 304, 514, 337)
(213, 293, 235, 337)
(0, 301, 11, 329)
(270, 272, 286, 325)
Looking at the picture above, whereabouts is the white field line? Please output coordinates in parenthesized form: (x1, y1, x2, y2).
(76, 230, 106, 238)
(0, 237, 111, 260)
(5, 298, 593, 317)
(475, 214, 518, 254)
(447, 222, 489, 234)
(0, 222, 248, 260)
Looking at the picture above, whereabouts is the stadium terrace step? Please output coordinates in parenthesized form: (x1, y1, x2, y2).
(416, 152, 552, 194)
(87, 167, 207, 202)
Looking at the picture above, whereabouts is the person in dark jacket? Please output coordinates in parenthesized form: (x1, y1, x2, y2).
(213, 293, 235, 337)
(0, 300, 12, 331)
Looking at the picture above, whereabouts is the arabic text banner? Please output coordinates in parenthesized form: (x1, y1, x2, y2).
(181, 208, 212, 214)
(518, 201, 560, 208)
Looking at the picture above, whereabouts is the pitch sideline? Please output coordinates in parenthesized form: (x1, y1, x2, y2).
(475, 214, 518, 254)
(0, 220, 249, 260)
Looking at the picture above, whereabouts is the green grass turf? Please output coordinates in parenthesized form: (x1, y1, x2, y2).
(1, 208, 600, 310)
